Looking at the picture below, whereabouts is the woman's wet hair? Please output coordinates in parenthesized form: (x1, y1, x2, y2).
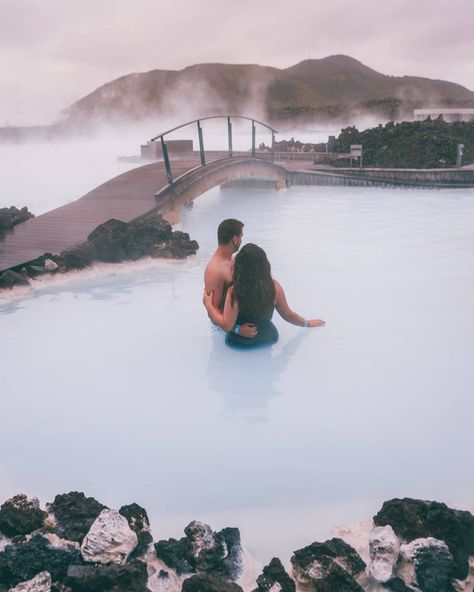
(218, 219, 244, 245)
(232, 243, 276, 319)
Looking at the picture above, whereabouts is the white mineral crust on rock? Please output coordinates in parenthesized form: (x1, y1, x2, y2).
(0, 533, 10, 552)
(398, 537, 449, 587)
(43, 532, 80, 551)
(186, 521, 215, 557)
(80, 508, 138, 565)
(44, 259, 58, 272)
(369, 525, 400, 582)
(8, 571, 51, 592)
(146, 556, 183, 592)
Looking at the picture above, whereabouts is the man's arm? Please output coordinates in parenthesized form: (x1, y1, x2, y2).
(203, 265, 224, 311)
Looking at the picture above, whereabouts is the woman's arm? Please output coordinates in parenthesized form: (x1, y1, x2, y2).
(274, 280, 325, 327)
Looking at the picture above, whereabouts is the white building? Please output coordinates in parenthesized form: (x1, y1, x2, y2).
(414, 108, 474, 122)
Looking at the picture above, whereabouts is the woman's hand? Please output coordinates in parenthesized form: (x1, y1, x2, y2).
(307, 319, 325, 327)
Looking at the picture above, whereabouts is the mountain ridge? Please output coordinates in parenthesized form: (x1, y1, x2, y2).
(47, 54, 474, 126)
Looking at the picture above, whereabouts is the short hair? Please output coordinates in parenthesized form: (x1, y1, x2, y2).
(217, 219, 244, 245)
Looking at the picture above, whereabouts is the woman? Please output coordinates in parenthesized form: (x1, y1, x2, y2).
(204, 243, 325, 347)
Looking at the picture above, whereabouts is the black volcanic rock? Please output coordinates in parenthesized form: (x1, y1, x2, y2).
(0, 206, 34, 229)
(154, 537, 195, 575)
(155, 522, 242, 581)
(383, 578, 417, 592)
(254, 557, 295, 592)
(119, 503, 153, 560)
(291, 538, 365, 591)
(413, 542, 455, 592)
(208, 528, 242, 582)
(64, 560, 149, 592)
(0, 270, 30, 289)
(48, 492, 107, 544)
(332, 119, 474, 168)
(10, 214, 199, 282)
(374, 498, 474, 579)
(181, 573, 243, 592)
(0, 495, 47, 537)
(0, 534, 81, 588)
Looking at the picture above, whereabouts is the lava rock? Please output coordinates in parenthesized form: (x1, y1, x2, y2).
(0, 495, 47, 537)
(0, 271, 30, 289)
(47, 492, 106, 544)
(64, 560, 149, 592)
(181, 574, 243, 592)
(80, 509, 137, 565)
(291, 538, 365, 591)
(254, 557, 295, 592)
(383, 577, 417, 591)
(154, 537, 195, 575)
(373, 498, 474, 579)
(208, 528, 242, 582)
(59, 241, 98, 270)
(0, 207, 34, 230)
(0, 534, 81, 588)
(400, 538, 455, 592)
(369, 525, 400, 582)
(155, 522, 242, 581)
(185, 521, 227, 572)
(9, 571, 52, 592)
(118, 503, 153, 560)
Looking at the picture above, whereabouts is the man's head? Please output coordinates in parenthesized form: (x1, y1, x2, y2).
(217, 219, 244, 252)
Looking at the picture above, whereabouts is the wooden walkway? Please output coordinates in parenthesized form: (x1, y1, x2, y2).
(0, 158, 200, 271)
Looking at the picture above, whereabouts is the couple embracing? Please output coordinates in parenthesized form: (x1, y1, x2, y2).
(203, 219, 325, 347)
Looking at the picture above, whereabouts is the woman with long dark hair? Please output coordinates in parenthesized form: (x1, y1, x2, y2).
(204, 243, 325, 346)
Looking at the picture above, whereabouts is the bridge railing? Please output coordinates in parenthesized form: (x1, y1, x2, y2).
(149, 115, 278, 185)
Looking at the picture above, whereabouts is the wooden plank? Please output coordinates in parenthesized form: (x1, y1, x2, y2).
(0, 159, 200, 271)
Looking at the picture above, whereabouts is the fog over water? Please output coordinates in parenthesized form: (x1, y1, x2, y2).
(1, 134, 474, 565)
(0, 120, 338, 214)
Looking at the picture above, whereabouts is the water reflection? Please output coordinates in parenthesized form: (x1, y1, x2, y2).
(206, 328, 309, 423)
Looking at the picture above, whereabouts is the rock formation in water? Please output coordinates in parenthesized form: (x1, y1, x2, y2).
(0, 206, 34, 230)
(0, 493, 473, 591)
(373, 497, 474, 580)
(0, 214, 199, 291)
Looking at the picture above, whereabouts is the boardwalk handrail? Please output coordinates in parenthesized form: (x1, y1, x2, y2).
(148, 115, 278, 185)
(149, 115, 278, 141)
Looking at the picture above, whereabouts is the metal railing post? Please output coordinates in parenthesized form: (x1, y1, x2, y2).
(227, 117, 233, 157)
(271, 132, 275, 162)
(197, 120, 206, 166)
(251, 120, 256, 157)
(160, 137, 173, 184)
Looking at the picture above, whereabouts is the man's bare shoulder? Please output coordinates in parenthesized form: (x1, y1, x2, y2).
(205, 254, 230, 277)
(204, 254, 231, 289)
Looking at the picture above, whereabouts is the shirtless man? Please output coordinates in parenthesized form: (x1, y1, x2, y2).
(204, 219, 257, 338)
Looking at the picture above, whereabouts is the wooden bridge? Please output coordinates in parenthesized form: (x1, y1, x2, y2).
(1, 114, 474, 273)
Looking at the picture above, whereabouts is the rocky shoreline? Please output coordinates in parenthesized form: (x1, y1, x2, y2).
(0, 493, 472, 592)
(0, 215, 199, 291)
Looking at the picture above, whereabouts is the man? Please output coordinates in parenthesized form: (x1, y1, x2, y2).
(204, 219, 256, 338)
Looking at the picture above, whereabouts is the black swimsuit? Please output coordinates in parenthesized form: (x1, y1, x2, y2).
(225, 309, 279, 348)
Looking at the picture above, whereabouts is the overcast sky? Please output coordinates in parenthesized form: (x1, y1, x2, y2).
(1, 0, 473, 126)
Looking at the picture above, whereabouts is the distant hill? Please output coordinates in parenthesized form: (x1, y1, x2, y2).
(63, 55, 474, 127)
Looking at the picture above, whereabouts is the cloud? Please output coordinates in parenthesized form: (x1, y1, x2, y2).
(0, 0, 473, 125)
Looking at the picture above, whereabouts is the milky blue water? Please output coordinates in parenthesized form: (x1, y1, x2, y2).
(1, 184, 474, 564)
